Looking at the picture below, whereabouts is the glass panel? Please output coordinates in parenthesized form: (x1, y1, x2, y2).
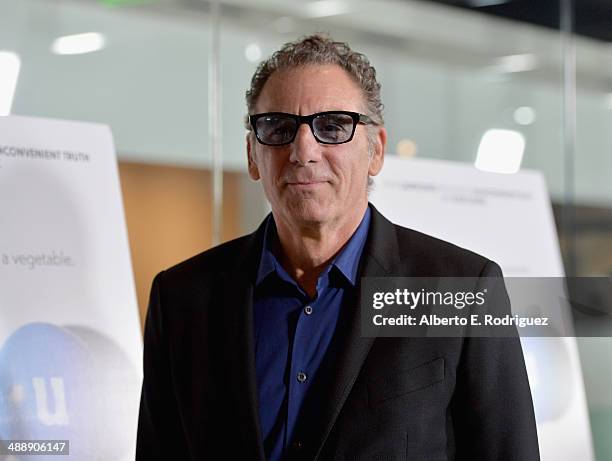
(0, 0, 210, 166)
(571, 1, 612, 460)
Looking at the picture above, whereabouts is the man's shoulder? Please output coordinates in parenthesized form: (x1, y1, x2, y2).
(161, 232, 258, 283)
(391, 222, 497, 277)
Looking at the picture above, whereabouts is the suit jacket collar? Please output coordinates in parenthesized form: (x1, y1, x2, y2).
(310, 203, 400, 459)
(219, 203, 401, 460)
(218, 219, 267, 460)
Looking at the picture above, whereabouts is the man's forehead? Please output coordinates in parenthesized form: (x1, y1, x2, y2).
(254, 64, 366, 114)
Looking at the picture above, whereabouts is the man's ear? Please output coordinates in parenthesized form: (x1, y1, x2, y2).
(246, 133, 260, 180)
(368, 126, 387, 176)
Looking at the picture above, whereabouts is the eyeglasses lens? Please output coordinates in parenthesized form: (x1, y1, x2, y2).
(313, 113, 354, 143)
(256, 114, 297, 145)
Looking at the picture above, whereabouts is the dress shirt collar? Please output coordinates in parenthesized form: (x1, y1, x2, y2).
(255, 206, 371, 288)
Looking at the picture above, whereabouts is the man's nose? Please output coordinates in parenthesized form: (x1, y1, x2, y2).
(289, 123, 322, 166)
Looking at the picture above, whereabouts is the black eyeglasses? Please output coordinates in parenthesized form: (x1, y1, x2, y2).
(249, 111, 375, 146)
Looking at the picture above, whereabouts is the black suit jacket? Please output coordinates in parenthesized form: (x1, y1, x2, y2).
(136, 204, 539, 460)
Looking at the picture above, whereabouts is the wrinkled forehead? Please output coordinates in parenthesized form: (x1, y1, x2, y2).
(254, 64, 367, 115)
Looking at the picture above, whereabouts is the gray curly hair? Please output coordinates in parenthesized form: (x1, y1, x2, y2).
(245, 33, 384, 127)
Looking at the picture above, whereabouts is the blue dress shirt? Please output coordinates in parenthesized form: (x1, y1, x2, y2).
(253, 207, 371, 461)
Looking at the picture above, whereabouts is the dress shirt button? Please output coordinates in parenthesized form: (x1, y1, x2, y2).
(297, 372, 307, 383)
(291, 440, 304, 451)
(304, 305, 313, 315)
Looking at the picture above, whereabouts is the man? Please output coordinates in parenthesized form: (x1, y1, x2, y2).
(137, 34, 539, 460)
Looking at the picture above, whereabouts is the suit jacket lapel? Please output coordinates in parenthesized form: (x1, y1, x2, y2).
(219, 223, 267, 461)
(311, 204, 401, 460)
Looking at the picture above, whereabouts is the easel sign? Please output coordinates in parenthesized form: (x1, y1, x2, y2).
(0, 115, 142, 460)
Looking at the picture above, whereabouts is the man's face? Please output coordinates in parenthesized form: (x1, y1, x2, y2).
(247, 64, 386, 229)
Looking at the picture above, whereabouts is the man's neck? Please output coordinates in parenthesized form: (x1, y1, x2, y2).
(272, 202, 368, 297)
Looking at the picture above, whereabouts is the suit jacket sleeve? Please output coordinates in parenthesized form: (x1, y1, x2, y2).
(451, 261, 540, 461)
(136, 271, 190, 460)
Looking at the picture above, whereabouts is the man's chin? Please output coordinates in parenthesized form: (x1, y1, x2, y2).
(293, 210, 330, 226)
(282, 200, 334, 226)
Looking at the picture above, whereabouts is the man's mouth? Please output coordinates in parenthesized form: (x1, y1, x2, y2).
(288, 181, 325, 187)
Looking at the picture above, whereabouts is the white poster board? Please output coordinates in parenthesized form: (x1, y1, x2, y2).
(0, 115, 142, 460)
(370, 156, 594, 461)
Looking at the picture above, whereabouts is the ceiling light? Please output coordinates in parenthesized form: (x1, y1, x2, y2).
(303, 0, 350, 19)
(396, 139, 418, 158)
(475, 129, 525, 174)
(0, 51, 21, 116)
(245, 43, 262, 63)
(513, 106, 536, 125)
(51, 32, 106, 55)
(492, 54, 538, 74)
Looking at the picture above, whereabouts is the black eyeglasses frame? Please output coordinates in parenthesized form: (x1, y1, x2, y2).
(248, 110, 375, 146)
